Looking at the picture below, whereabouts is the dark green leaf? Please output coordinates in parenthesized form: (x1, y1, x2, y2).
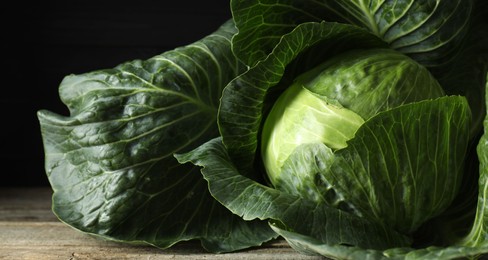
(37, 20, 276, 252)
(231, 0, 473, 67)
(176, 138, 411, 250)
(329, 97, 471, 234)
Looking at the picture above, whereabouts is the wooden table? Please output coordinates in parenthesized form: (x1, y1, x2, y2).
(0, 188, 322, 259)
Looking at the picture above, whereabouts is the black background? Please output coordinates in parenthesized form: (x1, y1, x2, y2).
(3, 1, 231, 187)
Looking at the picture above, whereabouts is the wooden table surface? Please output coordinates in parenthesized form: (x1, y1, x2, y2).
(0, 187, 323, 259)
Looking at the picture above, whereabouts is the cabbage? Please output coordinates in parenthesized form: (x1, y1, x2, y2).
(39, 1, 488, 259)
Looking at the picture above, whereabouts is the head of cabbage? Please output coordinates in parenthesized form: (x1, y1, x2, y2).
(261, 48, 468, 234)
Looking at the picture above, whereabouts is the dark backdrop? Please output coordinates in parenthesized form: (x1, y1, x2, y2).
(3, 1, 231, 187)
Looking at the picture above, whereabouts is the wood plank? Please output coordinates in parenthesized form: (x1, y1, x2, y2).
(0, 188, 321, 259)
(0, 221, 320, 260)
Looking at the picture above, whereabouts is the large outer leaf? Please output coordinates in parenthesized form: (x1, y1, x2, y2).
(231, 0, 472, 67)
(219, 21, 386, 172)
(175, 138, 411, 251)
(37, 21, 276, 252)
(328, 97, 471, 234)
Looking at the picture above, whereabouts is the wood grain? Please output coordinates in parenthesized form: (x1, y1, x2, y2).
(0, 188, 322, 259)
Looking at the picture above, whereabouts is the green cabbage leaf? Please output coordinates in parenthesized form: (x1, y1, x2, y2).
(37, 21, 277, 252)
